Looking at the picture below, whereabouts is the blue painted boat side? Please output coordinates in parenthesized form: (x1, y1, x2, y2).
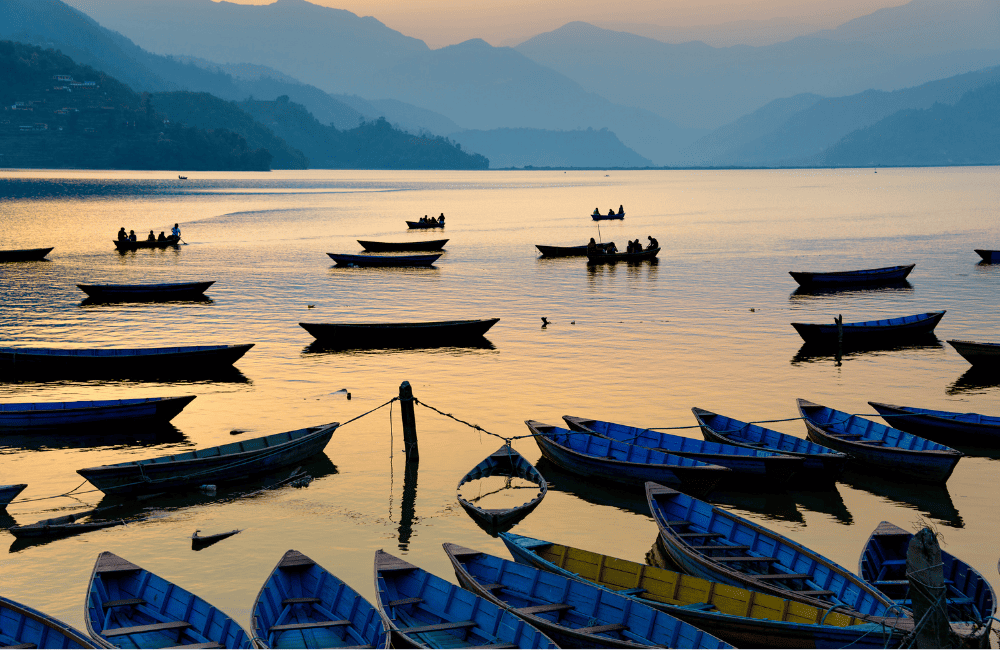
(791, 311, 945, 344)
(456, 443, 547, 531)
(0, 344, 253, 375)
(869, 401, 1000, 444)
(0, 396, 195, 429)
(252, 550, 388, 649)
(0, 595, 96, 648)
(444, 543, 732, 649)
(975, 249, 1000, 263)
(788, 264, 915, 287)
(0, 483, 28, 506)
(77, 281, 214, 300)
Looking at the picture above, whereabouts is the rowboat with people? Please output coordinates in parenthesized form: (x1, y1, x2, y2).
(113, 235, 180, 251)
(592, 206, 625, 220)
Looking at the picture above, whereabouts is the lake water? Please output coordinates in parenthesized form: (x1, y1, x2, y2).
(1, 167, 999, 637)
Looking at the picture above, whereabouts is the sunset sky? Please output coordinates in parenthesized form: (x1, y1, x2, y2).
(221, 0, 914, 48)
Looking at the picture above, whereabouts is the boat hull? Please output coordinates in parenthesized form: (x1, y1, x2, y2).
(0, 344, 252, 378)
(358, 239, 448, 252)
(869, 401, 1000, 446)
(300, 319, 498, 348)
(975, 249, 1000, 263)
(113, 236, 180, 251)
(405, 220, 444, 229)
(948, 339, 1000, 368)
(456, 443, 546, 533)
(77, 281, 214, 301)
(592, 213, 625, 220)
(327, 252, 442, 267)
(535, 244, 588, 257)
(792, 311, 945, 345)
(789, 264, 915, 287)
(0, 483, 28, 506)
(587, 246, 659, 263)
(0, 247, 53, 262)
(0, 396, 195, 431)
(0, 595, 95, 648)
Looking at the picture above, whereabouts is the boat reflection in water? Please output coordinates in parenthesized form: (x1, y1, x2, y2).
(789, 280, 913, 300)
(790, 337, 944, 365)
(790, 486, 853, 525)
(80, 295, 214, 307)
(0, 422, 187, 452)
(704, 487, 804, 525)
(534, 457, 651, 518)
(838, 468, 962, 528)
(947, 367, 1000, 396)
(303, 338, 496, 355)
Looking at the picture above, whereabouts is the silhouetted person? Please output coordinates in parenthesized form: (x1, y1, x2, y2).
(608, 208, 615, 217)
(593, 207, 600, 216)
(117, 227, 127, 241)
(438, 213, 445, 224)
(647, 235, 658, 250)
(618, 204, 624, 215)
(147, 230, 156, 241)
(157, 231, 167, 241)
(606, 241, 617, 254)
(128, 230, 136, 242)
(587, 237, 597, 254)
(172, 223, 181, 239)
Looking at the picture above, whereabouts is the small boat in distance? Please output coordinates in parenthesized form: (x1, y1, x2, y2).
(358, 239, 448, 252)
(791, 310, 945, 345)
(869, 401, 1000, 446)
(178, 175, 187, 179)
(948, 339, 1000, 368)
(0, 483, 28, 507)
(300, 318, 499, 348)
(457, 443, 547, 533)
(0, 595, 96, 648)
(77, 281, 214, 301)
(114, 235, 180, 251)
(789, 264, 915, 287)
(975, 249, 1000, 263)
(0, 344, 253, 377)
(405, 217, 444, 229)
(592, 207, 625, 220)
(535, 244, 588, 257)
(0, 247, 54, 262)
(587, 246, 659, 263)
(327, 252, 442, 267)
(0, 395, 195, 431)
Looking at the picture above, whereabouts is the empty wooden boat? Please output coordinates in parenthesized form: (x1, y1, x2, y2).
(113, 236, 180, 251)
(859, 521, 995, 644)
(791, 311, 945, 345)
(788, 264, 915, 287)
(646, 482, 902, 619)
(948, 339, 1000, 368)
(77, 422, 339, 497)
(587, 247, 659, 263)
(564, 415, 804, 485)
(444, 542, 732, 649)
(0, 246, 53, 262)
(252, 549, 389, 649)
(85, 551, 251, 648)
(358, 239, 448, 252)
(0, 595, 96, 648)
(500, 532, 902, 649)
(975, 249, 1000, 263)
(797, 399, 962, 483)
(869, 401, 1000, 446)
(405, 220, 444, 229)
(10, 507, 131, 539)
(692, 407, 848, 483)
(526, 420, 729, 496)
(300, 319, 498, 348)
(456, 443, 547, 533)
(77, 281, 214, 301)
(0, 344, 253, 377)
(0, 396, 195, 431)
(191, 528, 241, 551)
(373, 549, 557, 649)
(535, 244, 588, 257)
(0, 483, 27, 507)
(327, 253, 442, 267)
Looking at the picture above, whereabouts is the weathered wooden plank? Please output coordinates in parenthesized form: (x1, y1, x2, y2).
(574, 623, 628, 635)
(399, 620, 477, 634)
(387, 597, 424, 607)
(270, 620, 350, 632)
(281, 597, 321, 605)
(103, 620, 191, 637)
(516, 603, 574, 615)
(104, 598, 146, 608)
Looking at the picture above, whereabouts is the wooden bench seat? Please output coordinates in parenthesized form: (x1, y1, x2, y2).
(798, 590, 836, 597)
(104, 598, 146, 608)
(164, 643, 224, 649)
(1, 643, 37, 649)
(661, 520, 690, 527)
(282, 597, 321, 606)
(575, 623, 628, 635)
(104, 621, 191, 638)
(713, 556, 778, 563)
(756, 573, 814, 581)
(677, 532, 724, 538)
(516, 603, 574, 615)
(387, 597, 424, 607)
(399, 620, 477, 635)
(617, 587, 646, 595)
(691, 545, 750, 552)
(270, 620, 350, 633)
(478, 583, 504, 591)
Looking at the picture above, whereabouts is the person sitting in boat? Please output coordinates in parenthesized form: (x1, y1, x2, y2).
(593, 207, 600, 216)
(587, 237, 598, 254)
(608, 208, 616, 217)
(605, 241, 618, 254)
(117, 227, 127, 241)
(438, 213, 445, 224)
(146, 230, 156, 241)
(647, 235, 658, 250)
(157, 231, 167, 242)
(172, 223, 181, 239)
(618, 204, 624, 215)
(128, 230, 137, 242)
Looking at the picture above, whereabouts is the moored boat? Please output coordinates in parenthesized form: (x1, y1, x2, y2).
(300, 319, 499, 348)
(77, 421, 339, 497)
(456, 443, 547, 533)
(565, 415, 805, 485)
(373, 549, 557, 649)
(974, 249, 1000, 263)
(591, 210, 625, 221)
(535, 244, 588, 257)
(859, 521, 995, 644)
(526, 420, 729, 496)
(587, 247, 659, 263)
(113, 236, 180, 251)
(692, 407, 848, 483)
(500, 532, 903, 649)
(0, 595, 96, 648)
(0, 246, 53, 262)
(0, 396, 195, 431)
(444, 542, 733, 649)
(646, 482, 902, 619)
(10, 507, 130, 539)
(405, 219, 444, 229)
(948, 339, 1000, 368)
(252, 549, 389, 649)
(0, 344, 253, 377)
(358, 239, 448, 252)
(191, 528, 241, 551)
(797, 399, 963, 483)
(85, 551, 251, 648)
(869, 401, 1000, 446)
(327, 252, 442, 267)
(77, 281, 214, 301)
(791, 311, 945, 345)
(0, 483, 28, 507)
(789, 264, 915, 287)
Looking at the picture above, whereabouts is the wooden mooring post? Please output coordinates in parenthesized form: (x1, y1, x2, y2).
(399, 381, 419, 462)
(907, 527, 959, 648)
(835, 314, 844, 366)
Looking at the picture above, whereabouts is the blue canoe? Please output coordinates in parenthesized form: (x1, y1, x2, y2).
(646, 482, 902, 619)
(975, 249, 1000, 263)
(869, 401, 1000, 446)
(0, 595, 96, 648)
(77, 281, 214, 301)
(500, 532, 902, 649)
(0, 396, 195, 431)
(791, 311, 945, 345)
(564, 415, 804, 485)
(373, 549, 558, 649)
(456, 443, 547, 534)
(797, 399, 962, 483)
(327, 253, 441, 267)
(692, 407, 848, 483)
(444, 542, 732, 649)
(0, 344, 253, 377)
(948, 339, 1000, 369)
(859, 521, 995, 645)
(85, 551, 251, 648)
(252, 550, 389, 649)
(0, 483, 28, 507)
(788, 264, 915, 287)
(525, 420, 730, 496)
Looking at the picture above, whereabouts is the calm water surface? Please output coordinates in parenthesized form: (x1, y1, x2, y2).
(1, 168, 998, 635)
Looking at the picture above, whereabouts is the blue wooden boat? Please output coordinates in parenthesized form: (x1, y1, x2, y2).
(456, 443, 547, 533)
(500, 532, 902, 649)
(444, 542, 732, 649)
(975, 249, 1000, 263)
(797, 399, 963, 483)
(359, 239, 448, 252)
(0, 483, 27, 507)
(948, 339, 1000, 369)
(0, 396, 195, 431)
(0, 594, 96, 648)
(789, 264, 915, 287)
(77, 422, 339, 497)
(0, 247, 53, 262)
(0, 344, 253, 377)
(525, 420, 729, 496)
(300, 319, 498, 348)
(85, 551, 251, 648)
(77, 281, 214, 301)
(692, 407, 848, 483)
(535, 244, 588, 257)
(869, 401, 1000, 446)
(646, 482, 903, 619)
(373, 549, 557, 649)
(791, 311, 945, 345)
(252, 550, 389, 649)
(564, 415, 804, 485)
(327, 253, 442, 267)
(859, 521, 995, 645)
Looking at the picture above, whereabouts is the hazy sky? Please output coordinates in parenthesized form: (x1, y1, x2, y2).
(223, 0, 912, 48)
